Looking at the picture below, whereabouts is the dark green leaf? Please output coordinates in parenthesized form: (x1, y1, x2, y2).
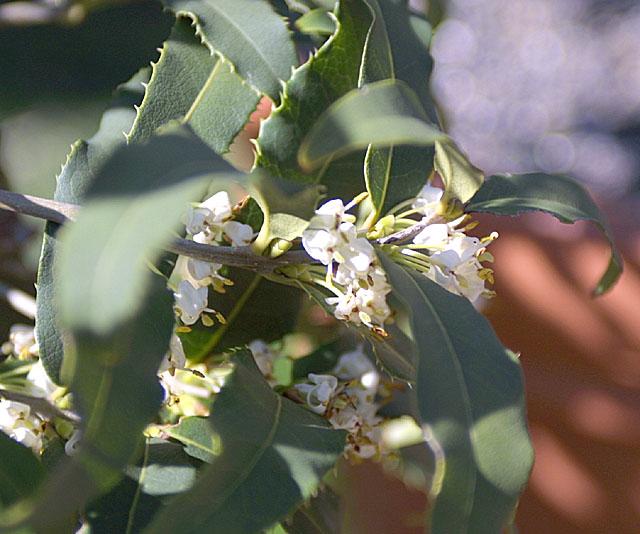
(128, 19, 261, 155)
(86, 438, 200, 533)
(35, 70, 148, 384)
(381, 256, 533, 533)
(179, 271, 301, 362)
(0, 433, 44, 508)
(466, 173, 623, 295)
(146, 350, 346, 533)
(166, 417, 221, 463)
(255, 0, 375, 183)
(2, 277, 175, 532)
(283, 485, 342, 533)
(299, 80, 444, 171)
(295, 9, 337, 35)
(162, 0, 297, 99)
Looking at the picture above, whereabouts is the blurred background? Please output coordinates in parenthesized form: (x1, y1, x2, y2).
(1, 0, 639, 532)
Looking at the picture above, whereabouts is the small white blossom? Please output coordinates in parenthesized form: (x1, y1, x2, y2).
(294, 374, 338, 415)
(201, 191, 233, 223)
(223, 221, 254, 247)
(174, 280, 209, 325)
(8, 325, 38, 359)
(333, 347, 379, 392)
(0, 399, 43, 452)
(159, 334, 187, 374)
(413, 183, 443, 217)
(26, 360, 57, 399)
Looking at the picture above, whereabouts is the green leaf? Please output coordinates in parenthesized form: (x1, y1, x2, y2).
(57, 125, 234, 334)
(1, 276, 176, 532)
(162, 0, 297, 100)
(256, 0, 375, 183)
(166, 417, 221, 463)
(381, 257, 533, 534)
(466, 173, 623, 295)
(86, 438, 200, 533)
(294, 9, 337, 35)
(146, 350, 346, 533)
(179, 270, 301, 362)
(299, 80, 444, 172)
(435, 138, 484, 207)
(35, 70, 148, 384)
(128, 18, 261, 155)
(363, 0, 438, 220)
(0, 433, 44, 508)
(283, 485, 342, 533)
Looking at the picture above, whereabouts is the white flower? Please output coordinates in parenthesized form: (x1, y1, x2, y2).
(223, 221, 254, 246)
(453, 260, 487, 302)
(159, 334, 187, 374)
(187, 258, 223, 285)
(334, 223, 375, 275)
(185, 207, 209, 235)
(26, 360, 57, 399)
(413, 223, 450, 248)
(9, 325, 38, 358)
(302, 228, 339, 264)
(201, 191, 233, 223)
(174, 280, 209, 325)
(295, 374, 338, 415)
(333, 348, 379, 391)
(413, 183, 443, 217)
(430, 234, 483, 270)
(0, 399, 43, 452)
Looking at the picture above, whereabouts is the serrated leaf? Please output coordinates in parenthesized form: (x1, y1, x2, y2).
(146, 350, 346, 533)
(86, 438, 200, 533)
(466, 172, 623, 295)
(163, 0, 297, 99)
(299, 80, 444, 171)
(0, 433, 44, 508)
(435, 138, 484, 206)
(381, 256, 533, 534)
(128, 19, 261, 155)
(256, 0, 375, 183)
(35, 70, 148, 384)
(57, 125, 234, 334)
(166, 417, 221, 463)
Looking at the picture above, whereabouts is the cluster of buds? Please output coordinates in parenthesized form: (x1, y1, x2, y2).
(293, 347, 388, 461)
(301, 199, 391, 329)
(174, 191, 255, 326)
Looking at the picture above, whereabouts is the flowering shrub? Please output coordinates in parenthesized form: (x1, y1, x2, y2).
(0, 1, 622, 532)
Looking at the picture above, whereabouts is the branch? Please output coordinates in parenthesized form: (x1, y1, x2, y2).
(376, 214, 444, 245)
(0, 388, 80, 423)
(0, 188, 313, 272)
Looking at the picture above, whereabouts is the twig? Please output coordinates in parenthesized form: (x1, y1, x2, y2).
(0, 188, 313, 272)
(376, 214, 444, 245)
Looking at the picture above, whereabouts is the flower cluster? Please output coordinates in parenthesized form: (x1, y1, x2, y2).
(301, 199, 391, 329)
(397, 183, 497, 302)
(294, 347, 388, 461)
(1, 324, 39, 360)
(0, 398, 45, 451)
(174, 191, 254, 326)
